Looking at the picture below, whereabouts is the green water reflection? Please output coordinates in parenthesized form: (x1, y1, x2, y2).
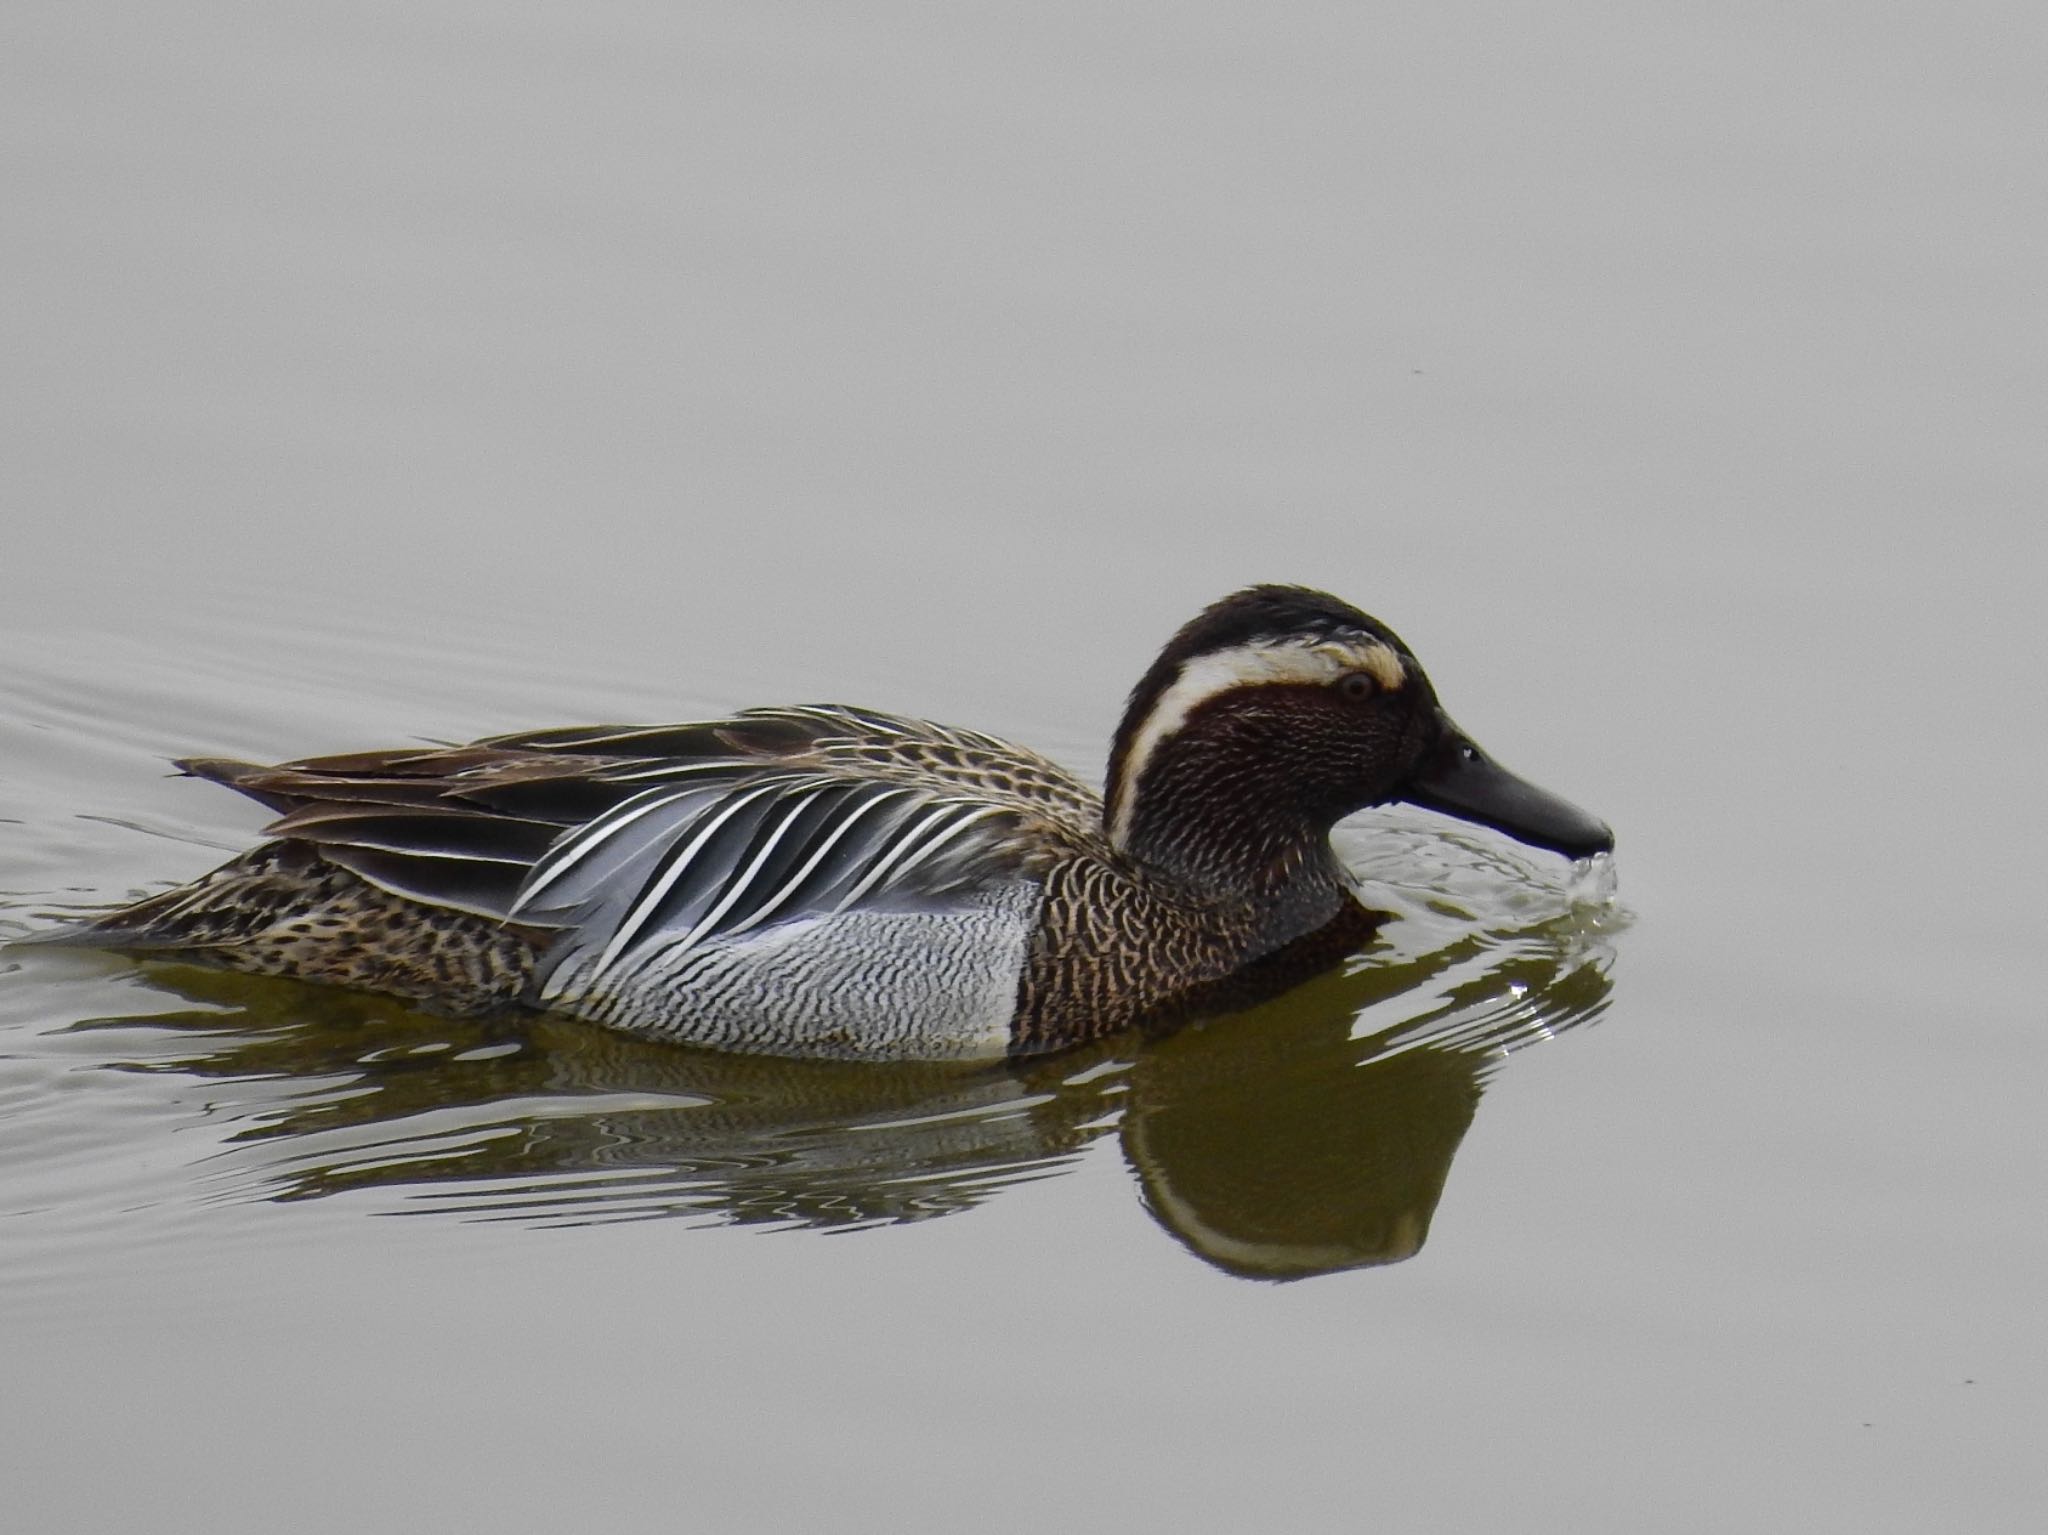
(57, 900, 1614, 1280)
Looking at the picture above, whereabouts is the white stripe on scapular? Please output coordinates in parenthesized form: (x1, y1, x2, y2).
(711, 786, 916, 940)
(330, 841, 533, 865)
(851, 712, 912, 737)
(514, 782, 715, 910)
(867, 803, 1009, 888)
(604, 759, 754, 783)
(586, 781, 793, 977)
(664, 783, 837, 950)
(773, 704, 911, 737)
(553, 782, 856, 1005)
(826, 801, 1005, 913)
(518, 726, 669, 750)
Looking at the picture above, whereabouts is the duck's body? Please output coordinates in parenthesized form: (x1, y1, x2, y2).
(60, 586, 1612, 1060)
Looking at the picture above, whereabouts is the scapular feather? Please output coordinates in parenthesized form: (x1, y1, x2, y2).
(264, 804, 562, 864)
(518, 773, 1025, 988)
(318, 846, 534, 923)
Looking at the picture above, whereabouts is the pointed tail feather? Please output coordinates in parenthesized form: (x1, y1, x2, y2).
(174, 756, 303, 815)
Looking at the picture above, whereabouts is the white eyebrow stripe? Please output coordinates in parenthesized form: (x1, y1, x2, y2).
(1106, 636, 1404, 848)
(1360, 642, 1405, 692)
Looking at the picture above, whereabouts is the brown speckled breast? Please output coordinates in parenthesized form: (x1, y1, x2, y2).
(1008, 859, 1387, 1054)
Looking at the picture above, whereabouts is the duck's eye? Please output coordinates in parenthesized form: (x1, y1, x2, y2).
(1336, 672, 1376, 703)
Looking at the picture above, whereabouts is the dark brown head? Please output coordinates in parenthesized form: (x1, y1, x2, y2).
(1104, 585, 1612, 890)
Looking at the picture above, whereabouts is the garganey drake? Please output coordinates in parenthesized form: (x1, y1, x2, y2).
(58, 586, 1612, 1060)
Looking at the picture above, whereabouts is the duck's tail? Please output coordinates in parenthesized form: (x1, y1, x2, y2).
(28, 841, 542, 1014)
(27, 841, 303, 954)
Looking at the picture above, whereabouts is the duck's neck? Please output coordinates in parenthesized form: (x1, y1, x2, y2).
(1110, 753, 1351, 955)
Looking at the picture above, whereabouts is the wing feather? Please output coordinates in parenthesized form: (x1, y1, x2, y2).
(586, 781, 794, 974)
(523, 773, 1028, 1003)
(320, 847, 536, 922)
(261, 804, 560, 864)
(713, 785, 903, 938)
(174, 704, 1089, 948)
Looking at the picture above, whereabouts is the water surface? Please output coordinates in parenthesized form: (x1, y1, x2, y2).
(5, 5, 2044, 1532)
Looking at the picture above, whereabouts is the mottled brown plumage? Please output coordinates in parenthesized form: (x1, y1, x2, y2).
(83, 841, 543, 1013)
(52, 586, 1612, 1059)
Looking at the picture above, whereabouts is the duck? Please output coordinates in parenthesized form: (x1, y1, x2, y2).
(52, 585, 1612, 1061)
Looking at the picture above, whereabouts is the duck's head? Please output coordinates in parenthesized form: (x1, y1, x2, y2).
(1104, 585, 1613, 888)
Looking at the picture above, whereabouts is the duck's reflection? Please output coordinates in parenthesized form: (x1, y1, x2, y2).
(70, 899, 1615, 1278)
(1121, 937, 1611, 1277)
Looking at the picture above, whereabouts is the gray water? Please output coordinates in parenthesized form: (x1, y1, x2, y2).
(4, 6, 2044, 1531)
